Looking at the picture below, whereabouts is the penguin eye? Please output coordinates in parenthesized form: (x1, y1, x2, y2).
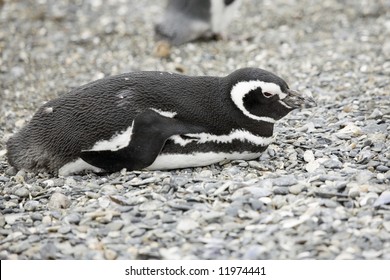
(262, 92, 273, 98)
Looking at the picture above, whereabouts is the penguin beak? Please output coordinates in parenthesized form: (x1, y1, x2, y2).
(282, 89, 317, 109)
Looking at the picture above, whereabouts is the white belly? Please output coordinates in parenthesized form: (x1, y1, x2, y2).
(58, 158, 103, 176)
(58, 125, 271, 175)
(58, 151, 261, 176)
(146, 151, 262, 170)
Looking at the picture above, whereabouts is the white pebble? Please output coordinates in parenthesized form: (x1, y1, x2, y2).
(303, 150, 315, 163)
(176, 219, 199, 232)
(48, 192, 71, 209)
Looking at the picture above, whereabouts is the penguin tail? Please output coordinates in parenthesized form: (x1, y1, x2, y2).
(6, 133, 54, 173)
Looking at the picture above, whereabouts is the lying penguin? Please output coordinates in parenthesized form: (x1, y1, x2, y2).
(6, 68, 316, 175)
(155, 0, 240, 45)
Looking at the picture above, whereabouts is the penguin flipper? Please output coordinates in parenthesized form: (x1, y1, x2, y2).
(80, 110, 205, 172)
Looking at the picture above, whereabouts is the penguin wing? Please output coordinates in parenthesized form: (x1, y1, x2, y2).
(80, 109, 206, 172)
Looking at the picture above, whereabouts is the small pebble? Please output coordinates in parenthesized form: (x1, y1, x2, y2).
(374, 191, 390, 207)
(24, 200, 40, 211)
(272, 175, 298, 187)
(15, 187, 29, 198)
(303, 150, 315, 163)
(104, 249, 118, 260)
(360, 192, 379, 207)
(48, 193, 71, 209)
(63, 213, 81, 224)
(199, 170, 213, 178)
(289, 185, 305, 195)
(273, 187, 289, 195)
(176, 219, 199, 232)
(0, 214, 5, 227)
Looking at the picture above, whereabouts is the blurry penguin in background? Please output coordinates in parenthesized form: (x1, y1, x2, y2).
(154, 0, 240, 52)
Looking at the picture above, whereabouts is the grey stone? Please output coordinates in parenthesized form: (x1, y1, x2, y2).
(40, 243, 59, 259)
(171, 176, 189, 187)
(24, 200, 40, 211)
(273, 187, 289, 195)
(248, 161, 263, 170)
(324, 159, 343, 169)
(139, 200, 163, 211)
(106, 221, 124, 231)
(272, 175, 298, 187)
(9, 240, 30, 254)
(231, 186, 272, 200)
(129, 177, 157, 186)
(377, 165, 390, 172)
(289, 184, 305, 195)
(367, 108, 383, 119)
(58, 224, 72, 234)
(355, 171, 373, 184)
(323, 199, 339, 208)
(0, 214, 5, 227)
(30, 212, 43, 221)
(63, 213, 81, 224)
(15, 187, 29, 198)
(0, 176, 9, 182)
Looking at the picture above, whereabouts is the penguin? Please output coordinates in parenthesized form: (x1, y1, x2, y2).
(6, 67, 316, 176)
(154, 0, 240, 46)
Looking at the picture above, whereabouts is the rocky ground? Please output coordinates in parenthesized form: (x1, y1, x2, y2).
(0, 0, 389, 259)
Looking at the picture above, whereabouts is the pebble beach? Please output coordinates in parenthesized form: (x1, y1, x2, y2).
(0, 0, 390, 259)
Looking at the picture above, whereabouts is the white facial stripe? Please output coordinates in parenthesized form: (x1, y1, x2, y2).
(151, 108, 177, 118)
(231, 80, 285, 123)
(59, 158, 103, 176)
(169, 129, 274, 147)
(278, 100, 292, 109)
(86, 123, 133, 152)
(147, 151, 262, 170)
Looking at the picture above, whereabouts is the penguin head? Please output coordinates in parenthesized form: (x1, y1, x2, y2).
(228, 68, 316, 122)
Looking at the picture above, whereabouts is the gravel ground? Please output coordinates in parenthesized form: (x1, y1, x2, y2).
(0, 0, 390, 260)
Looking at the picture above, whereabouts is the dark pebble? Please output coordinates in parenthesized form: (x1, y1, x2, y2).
(273, 187, 290, 195)
(5, 167, 17, 176)
(249, 198, 264, 210)
(30, 212, 43, 221)
(377, 165, 390, 172)
(50, 211, 62, 220)
(40, 242, 59, 259)
(323, 159, 343, 169)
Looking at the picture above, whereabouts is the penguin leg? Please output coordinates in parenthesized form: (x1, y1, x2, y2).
(80, 110, 205, 172)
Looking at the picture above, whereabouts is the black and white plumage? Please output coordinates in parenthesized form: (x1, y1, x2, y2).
(155, 0, 240, 45)
(6, 68, 316, 175)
